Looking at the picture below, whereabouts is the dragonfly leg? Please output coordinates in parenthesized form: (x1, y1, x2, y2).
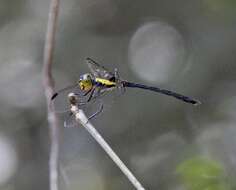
(82, 89, 92, 96)
(87, 87, 96, 102)
(64, 112, 77, 128)
(86, 103, 104, 123)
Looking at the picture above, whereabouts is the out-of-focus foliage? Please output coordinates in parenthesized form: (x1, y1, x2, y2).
(205, 0, 236, 15)
(177, 157, 231, 190)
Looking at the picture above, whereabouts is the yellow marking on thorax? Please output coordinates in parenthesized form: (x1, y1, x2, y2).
(95, 78, 116, 86)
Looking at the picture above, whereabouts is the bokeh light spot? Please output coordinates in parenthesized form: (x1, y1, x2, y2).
(128, 21, 186, 84)
(0, 135, 18, 185)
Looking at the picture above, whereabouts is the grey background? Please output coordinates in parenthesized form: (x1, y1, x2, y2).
(1, 0, 236, 189)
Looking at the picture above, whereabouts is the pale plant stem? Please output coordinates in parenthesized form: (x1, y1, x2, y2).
(70, 104, 146, 190)
(42, 0, 60, 190)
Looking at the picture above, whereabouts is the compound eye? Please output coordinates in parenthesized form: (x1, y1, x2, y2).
(85, 73, 91, 80)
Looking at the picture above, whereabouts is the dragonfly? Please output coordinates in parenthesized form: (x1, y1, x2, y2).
(51, 58, 201, 125)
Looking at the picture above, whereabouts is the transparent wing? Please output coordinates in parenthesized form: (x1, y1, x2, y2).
(87, 86, 124, 113)
(51, 85, 86, 113)
(56, 93, 103, 127)
(88, 86, 115, 102)
(85, 57, 115, 80)
(63, 113, 78, 128)
(63, 102, 104, 127)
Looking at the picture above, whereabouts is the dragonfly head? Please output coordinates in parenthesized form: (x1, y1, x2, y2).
(78, 73, 93, 91)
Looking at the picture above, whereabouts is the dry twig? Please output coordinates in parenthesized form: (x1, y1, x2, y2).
(68, 93, 146, 190)
(42, 0, 60, 190)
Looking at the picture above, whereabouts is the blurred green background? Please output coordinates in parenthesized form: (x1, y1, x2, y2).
(1, 0, 236, 189)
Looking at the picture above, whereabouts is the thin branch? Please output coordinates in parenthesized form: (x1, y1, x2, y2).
(42, 0, 60, 190)
(68, 93, 146, 190)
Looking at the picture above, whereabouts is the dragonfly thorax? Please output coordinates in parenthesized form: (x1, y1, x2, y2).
(78, 73, 93, 91)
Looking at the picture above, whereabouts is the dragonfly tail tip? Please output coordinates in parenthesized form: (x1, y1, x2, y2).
(193, 100, 201, 106)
